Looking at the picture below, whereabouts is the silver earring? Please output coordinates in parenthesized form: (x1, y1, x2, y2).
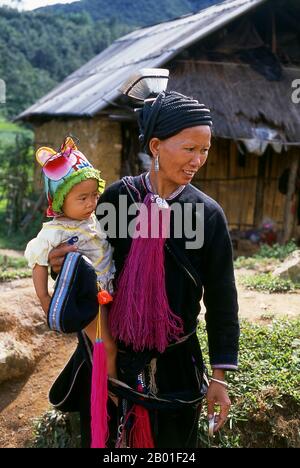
(154, 155, 159, 172)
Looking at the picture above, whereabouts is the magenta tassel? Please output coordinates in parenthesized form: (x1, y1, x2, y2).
(91, 338, 109, 448)
(109, 193, 183, 352)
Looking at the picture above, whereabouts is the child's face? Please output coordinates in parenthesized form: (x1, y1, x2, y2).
(62, 179, 99, 220)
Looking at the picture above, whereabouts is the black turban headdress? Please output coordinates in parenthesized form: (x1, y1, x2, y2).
(137, 91, 213, 154)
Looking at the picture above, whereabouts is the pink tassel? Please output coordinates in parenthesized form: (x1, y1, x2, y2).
(128, 404, 155, 448)
(109, 193, 183, 352)
(91, 314, 109, 448)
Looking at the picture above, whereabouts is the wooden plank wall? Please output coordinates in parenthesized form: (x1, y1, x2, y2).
(193, 138, 298, 233)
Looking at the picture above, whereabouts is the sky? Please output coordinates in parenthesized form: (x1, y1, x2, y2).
(0, 0, 79, 10)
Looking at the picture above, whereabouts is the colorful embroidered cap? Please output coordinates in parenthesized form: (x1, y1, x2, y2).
(36, 136, 105, 217)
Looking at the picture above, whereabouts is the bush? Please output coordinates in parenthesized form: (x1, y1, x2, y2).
(0, 254, 28, 269)
(198, 319, 300, 448)
(0, 269, 31, 282)
(0, 128, 46, 250)
(0, 253, 31, 281)
(0, 208, 45, 250)
(240, 273, 298, 293)
(234, 256, 280, 271)
(234, 241, 298, 271)
(31, 410, 81, 449)
(255, 241, 298, 260)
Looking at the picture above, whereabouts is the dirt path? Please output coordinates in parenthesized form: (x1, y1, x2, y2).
(0, 333, 76, 448)
(0, 277, 77, 449)
(0, 273, 299, 448)
(235, 269, 300, 322)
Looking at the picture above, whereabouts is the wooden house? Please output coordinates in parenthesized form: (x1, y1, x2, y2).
(19, 0, 300, 242)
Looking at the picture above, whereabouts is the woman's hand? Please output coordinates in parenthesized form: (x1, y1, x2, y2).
(48, 242, 78, 274)
(206, 375, 231, 433)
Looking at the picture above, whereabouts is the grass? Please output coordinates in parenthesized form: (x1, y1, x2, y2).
(30, 319, 300, 448)
(0, 253, 31, 282)
(198, 319, 300, 448)
(234, 256, 280, 271)
(0, 210, 45, 251)
(0, 120, 33, 146)
(255, 241, 298, 260)
(0, 254, 28, 269)
(235, 241, 299, 292)
(0, 120, 27, 133)
(234, 241, 298, 271)
(30, 411, 81, 449)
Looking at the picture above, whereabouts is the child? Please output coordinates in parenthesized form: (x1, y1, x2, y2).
(25, 136, 117, 379)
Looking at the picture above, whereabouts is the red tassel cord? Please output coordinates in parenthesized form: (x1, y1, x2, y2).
(128, 404, 155, 448)
(90, 290, 113, 448)
(117, 374, 155, 448)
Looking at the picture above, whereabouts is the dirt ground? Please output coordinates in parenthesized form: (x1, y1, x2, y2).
(0, 275, 77, 449)
(0, 267, 299, 448)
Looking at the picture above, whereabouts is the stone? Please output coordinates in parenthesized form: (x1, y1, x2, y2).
(0, 334, 35, 384)
(273, 250, 300, 283)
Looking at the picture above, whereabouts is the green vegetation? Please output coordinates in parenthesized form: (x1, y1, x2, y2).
(198, 319, 300, 448)
(0, 254, 27, 268)
(31, 410, 81, 449)
(0, 130, 46, 250)
(31, 319, 300, 448)
(0, 1, 221, 119)
(234, 256, 280, 271)
(41, 0, 220, 26)
(234, 241, 298, 270)
(0, 253, 31, 282)
(0, 269, 31, 281)
(235, 241, 300, 293)
(0, 119, 33, 146)
(0, 8, 129, 119)
(241, 273, 299, 293)
(255, 241, 299, 260)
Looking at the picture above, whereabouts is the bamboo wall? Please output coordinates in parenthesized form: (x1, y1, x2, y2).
(32, 116, 299, 238)
(193, 138, 299, 233)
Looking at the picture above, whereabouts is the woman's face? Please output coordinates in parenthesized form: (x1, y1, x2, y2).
(149, 125, 211, 188)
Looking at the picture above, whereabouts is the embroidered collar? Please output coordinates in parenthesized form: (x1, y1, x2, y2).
(145, 172, 186, 201)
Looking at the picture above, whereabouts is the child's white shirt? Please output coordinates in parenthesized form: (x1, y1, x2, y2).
(24, 213, 115, 292)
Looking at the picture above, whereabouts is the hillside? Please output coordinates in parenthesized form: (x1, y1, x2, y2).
(0, 0, 221, 119)
(0, 8, 129, 119)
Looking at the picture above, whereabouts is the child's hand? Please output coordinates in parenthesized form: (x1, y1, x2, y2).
(40, 295, 52, 315)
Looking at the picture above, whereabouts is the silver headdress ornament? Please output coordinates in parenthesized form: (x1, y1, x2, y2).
(119, 69, 170, 208)
(119, 68, 169, 102)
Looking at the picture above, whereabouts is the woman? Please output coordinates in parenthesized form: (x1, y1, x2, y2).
(48, 70, 239, 448)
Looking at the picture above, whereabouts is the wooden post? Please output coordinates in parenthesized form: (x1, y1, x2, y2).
(253, 152, 267, 227)
(282, 152, 300, 243)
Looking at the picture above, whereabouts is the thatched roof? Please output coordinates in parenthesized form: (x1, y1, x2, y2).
(169, 60, 300, 143)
